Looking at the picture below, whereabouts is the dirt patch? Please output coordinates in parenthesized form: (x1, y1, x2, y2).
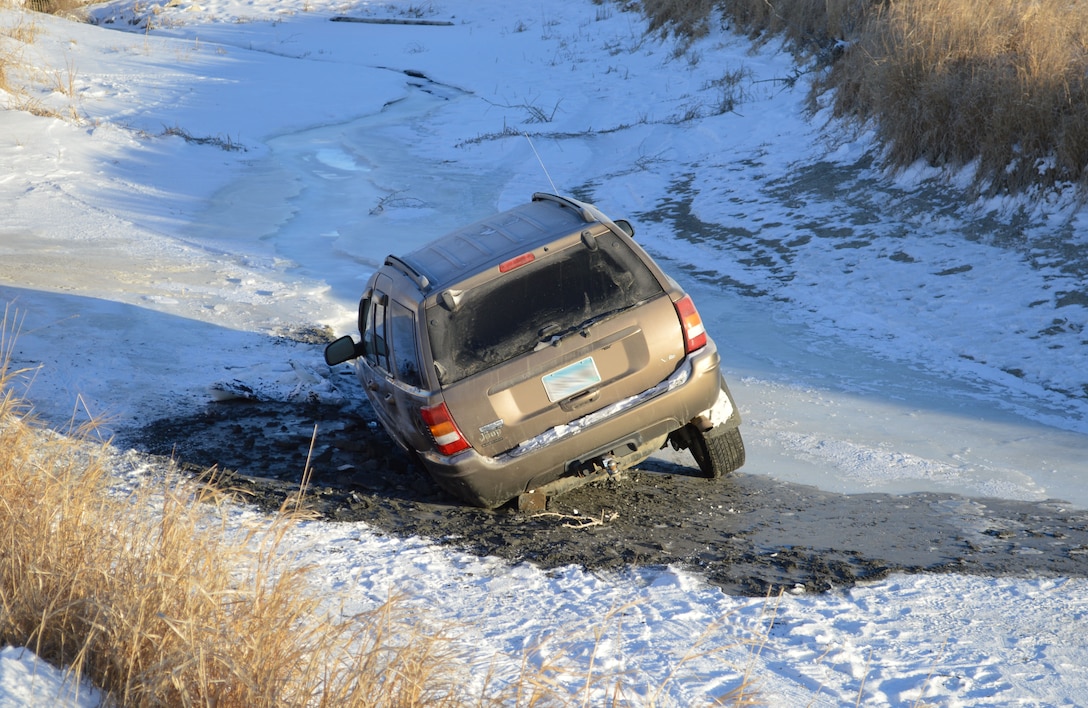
(123, 399, 1088, 596)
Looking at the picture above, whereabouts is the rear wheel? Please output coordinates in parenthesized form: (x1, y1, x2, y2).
(686, 425, 745, 479)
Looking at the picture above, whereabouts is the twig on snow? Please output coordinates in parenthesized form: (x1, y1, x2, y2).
(530, 509, 619, 529)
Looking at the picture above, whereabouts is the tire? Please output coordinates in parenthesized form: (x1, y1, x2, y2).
(687, 425, 745, 479)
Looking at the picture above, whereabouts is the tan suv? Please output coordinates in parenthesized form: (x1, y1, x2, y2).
(325, 193, 744, 508)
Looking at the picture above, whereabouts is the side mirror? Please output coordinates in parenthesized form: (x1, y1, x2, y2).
(324, 336, 360, 366)
(614, 219, 635, 238)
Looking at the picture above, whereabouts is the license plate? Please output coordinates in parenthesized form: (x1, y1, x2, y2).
(542, 357, 601, 402)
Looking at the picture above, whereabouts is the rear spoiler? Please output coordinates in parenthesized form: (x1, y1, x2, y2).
(531, 193, 635, 240)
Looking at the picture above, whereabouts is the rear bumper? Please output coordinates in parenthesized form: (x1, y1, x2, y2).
(419, 342, 726, 508)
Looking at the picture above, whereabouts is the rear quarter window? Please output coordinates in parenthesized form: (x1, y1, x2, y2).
(363, 296, 389, 371)
(389, 300, 424, 388)
(427, 232, 664, 385)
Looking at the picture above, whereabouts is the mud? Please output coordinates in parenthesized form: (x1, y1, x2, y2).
(123, 399, 1088, 596)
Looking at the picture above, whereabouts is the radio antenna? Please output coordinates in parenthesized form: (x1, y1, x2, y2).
(524, 133, 559, 194)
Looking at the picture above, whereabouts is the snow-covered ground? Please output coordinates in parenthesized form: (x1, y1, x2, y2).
(2, 0, 1087, 704)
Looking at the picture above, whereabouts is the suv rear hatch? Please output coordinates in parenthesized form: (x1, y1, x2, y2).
(425, 227, 683, 458)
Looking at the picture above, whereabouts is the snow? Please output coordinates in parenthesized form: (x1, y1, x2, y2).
(2, 0, 1087, 704)
(0, 647, 100, 707)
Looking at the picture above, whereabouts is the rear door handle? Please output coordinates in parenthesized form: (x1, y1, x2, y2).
(560, 388, 600, 412)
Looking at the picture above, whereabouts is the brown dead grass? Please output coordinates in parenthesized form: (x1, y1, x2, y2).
(641, 0, 719, 40)
(23, 0, 93, 19)
(642, 0, 1088, 193)
(829, 0, 1088, 192)
(1, 0, 90, 113)
(0, 316, 470, 706)
(0, 8, 33, 96)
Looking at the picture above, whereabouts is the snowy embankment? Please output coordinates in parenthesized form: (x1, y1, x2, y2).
(1, 0, 1087, 704)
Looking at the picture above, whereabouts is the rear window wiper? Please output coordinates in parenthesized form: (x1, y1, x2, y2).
(537, 303, 637, 346)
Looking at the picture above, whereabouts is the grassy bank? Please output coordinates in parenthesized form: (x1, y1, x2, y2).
(0, 339, 472, 706)
(643, 0, 1088, 194)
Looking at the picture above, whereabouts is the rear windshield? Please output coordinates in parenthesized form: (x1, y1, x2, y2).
(427, 232, 664, 385)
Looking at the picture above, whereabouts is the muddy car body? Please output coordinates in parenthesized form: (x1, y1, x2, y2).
(325, 193, 744, 508)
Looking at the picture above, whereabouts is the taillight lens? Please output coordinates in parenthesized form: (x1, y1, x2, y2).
(420, 402, 472, 456)
(674, 295, 707, 353)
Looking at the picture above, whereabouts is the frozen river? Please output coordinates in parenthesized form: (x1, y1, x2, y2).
(178, 76, 1088, 511)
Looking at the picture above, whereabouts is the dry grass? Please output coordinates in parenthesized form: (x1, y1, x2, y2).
(828, 0, 1088, 192)
(1, 0, 91, 118)
(23, 0, 93, 19)
(641, 0, 1088, 193)
(0, 7, 48, 115)
(0, 7, 35, 96)
(0, 320, 470, 706)
(642, 0, 720, 41)
(643, 0, 871, 53)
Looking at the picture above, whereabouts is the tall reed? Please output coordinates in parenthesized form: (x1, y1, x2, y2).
(644, 0, 1088, 193)
(0, 329, 468, 706)
(829, 0, 1088, 191)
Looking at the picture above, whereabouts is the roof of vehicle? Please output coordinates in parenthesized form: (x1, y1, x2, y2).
(388, 193, 611, 293)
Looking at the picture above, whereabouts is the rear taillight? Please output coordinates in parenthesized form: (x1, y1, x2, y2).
(420, 402, 472, 456)
(674, 295, 707, 354)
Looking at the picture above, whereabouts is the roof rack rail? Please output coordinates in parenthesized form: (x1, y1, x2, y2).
(385, 254, 431, 291)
